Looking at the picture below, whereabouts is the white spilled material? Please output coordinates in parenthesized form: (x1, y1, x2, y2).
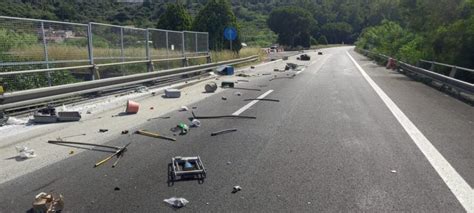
(346, 51, 474, 212)
(232, 90, 274, 116)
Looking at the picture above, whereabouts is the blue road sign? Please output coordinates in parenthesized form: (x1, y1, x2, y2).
(224, 27, 237, 41)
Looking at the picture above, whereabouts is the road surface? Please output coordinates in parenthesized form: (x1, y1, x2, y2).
(0, 46, 472, 212)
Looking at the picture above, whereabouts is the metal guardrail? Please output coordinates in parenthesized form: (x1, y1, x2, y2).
(0, 16, 210, 91)
(418, 59, 474, 78)
(356, 49, 474, 95)
(0, 55, 258, 110)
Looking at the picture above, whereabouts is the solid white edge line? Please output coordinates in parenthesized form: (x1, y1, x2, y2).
(232, 90, 274, 116)
(346, 51, 474, 212)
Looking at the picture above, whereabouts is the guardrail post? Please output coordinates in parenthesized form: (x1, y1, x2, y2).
(146, 29, 153, 72)
(40, 21, 52, 87)
(449, 66, 457, 78)
(87, 23, 95, 80)
(429, 62, 435, 71)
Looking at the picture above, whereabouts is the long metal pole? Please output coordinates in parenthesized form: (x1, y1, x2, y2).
(41, 21, 51, 86)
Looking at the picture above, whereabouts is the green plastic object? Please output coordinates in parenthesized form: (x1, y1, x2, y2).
(177, 123, 189, 134)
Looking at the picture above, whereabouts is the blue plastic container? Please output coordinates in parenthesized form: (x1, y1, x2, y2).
(224, 66, 234, 75)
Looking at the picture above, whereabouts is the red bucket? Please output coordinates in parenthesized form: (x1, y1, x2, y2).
(125, 100, 140, 114)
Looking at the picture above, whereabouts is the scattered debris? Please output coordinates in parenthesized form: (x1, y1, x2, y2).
(150, 107, 154, 110)
(57, 111, 81, 122)
(151, 92, 156, 96)
(135, 86, 149, 93)
(217, 65, 234, 75)
(261, 73, 271, 76)
(244, 98, 280, 102)
(121, 130, 129, 134)
(177, 123, 189, 134)
(283, 56, 289, 60)
(221, 81, 235, 88)
(163, 197, 189, 208)
(147, 116, 171, 121)
(234, 92, 242, 96)
(258, 85, 268, 87)
(269, 74, 296, 81)
(33, 105, 81, 123)
(250, 66, 255, 69)
(227, 161, 232, 165)
(204, 82, 218, 93)
(286, 63, 298, 70)
(191, 119, 201, 127)
(236, 73, 251, 77)
(318, 52, 323, 55)
(99, 129, 109, 133)
(86, 111, 92, 114)
(135, 130, 176, 141)
(391, 170, 397, 173)
(192, 111, 256, 120)
(0, 111, 9, 127)
(114, 187, 120, 191)
(32, 192, 64, 213)
(229, 87, 261, 91)
(211, 128, 237, 136)
(125, 100, 140, 114)
(237, 79, 250, 82)
(192, 106, 198, 109)
(15, 146, 36, 159)
(61, 133, 86, 139)
(48, 140, 130, 168)
(299, 54, 311, 61)
(169, 156, 207, 182)
(69, 150, 74, 155)
(165, 88, 181, 98)
(221, 96, 227, 100)
(180, 106, 189, 112)
(232, 186, 242, 193)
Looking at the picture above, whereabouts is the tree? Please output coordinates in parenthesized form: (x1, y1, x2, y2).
(193, 0, 242, 52)
(267, 6, 316, 48)
(321, 22, 353, 44)
(156, 3, 192, 31)
(318, 35, 328, 45)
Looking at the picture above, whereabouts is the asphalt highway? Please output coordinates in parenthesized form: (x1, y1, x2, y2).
(0, 46, 472, 212)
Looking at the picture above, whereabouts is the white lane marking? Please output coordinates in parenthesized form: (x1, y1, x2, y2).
(232, 90, 274, 116)
(346, 51, 474, 212)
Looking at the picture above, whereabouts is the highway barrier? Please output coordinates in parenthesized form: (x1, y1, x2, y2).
(356, 48, 474, 100)
(0, 55, 258, 111)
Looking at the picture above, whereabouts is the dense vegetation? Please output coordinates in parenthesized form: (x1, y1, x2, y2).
(1, 0, 473, 68)
(0, 0, 399, 48)
(357, 0, 474, 69)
